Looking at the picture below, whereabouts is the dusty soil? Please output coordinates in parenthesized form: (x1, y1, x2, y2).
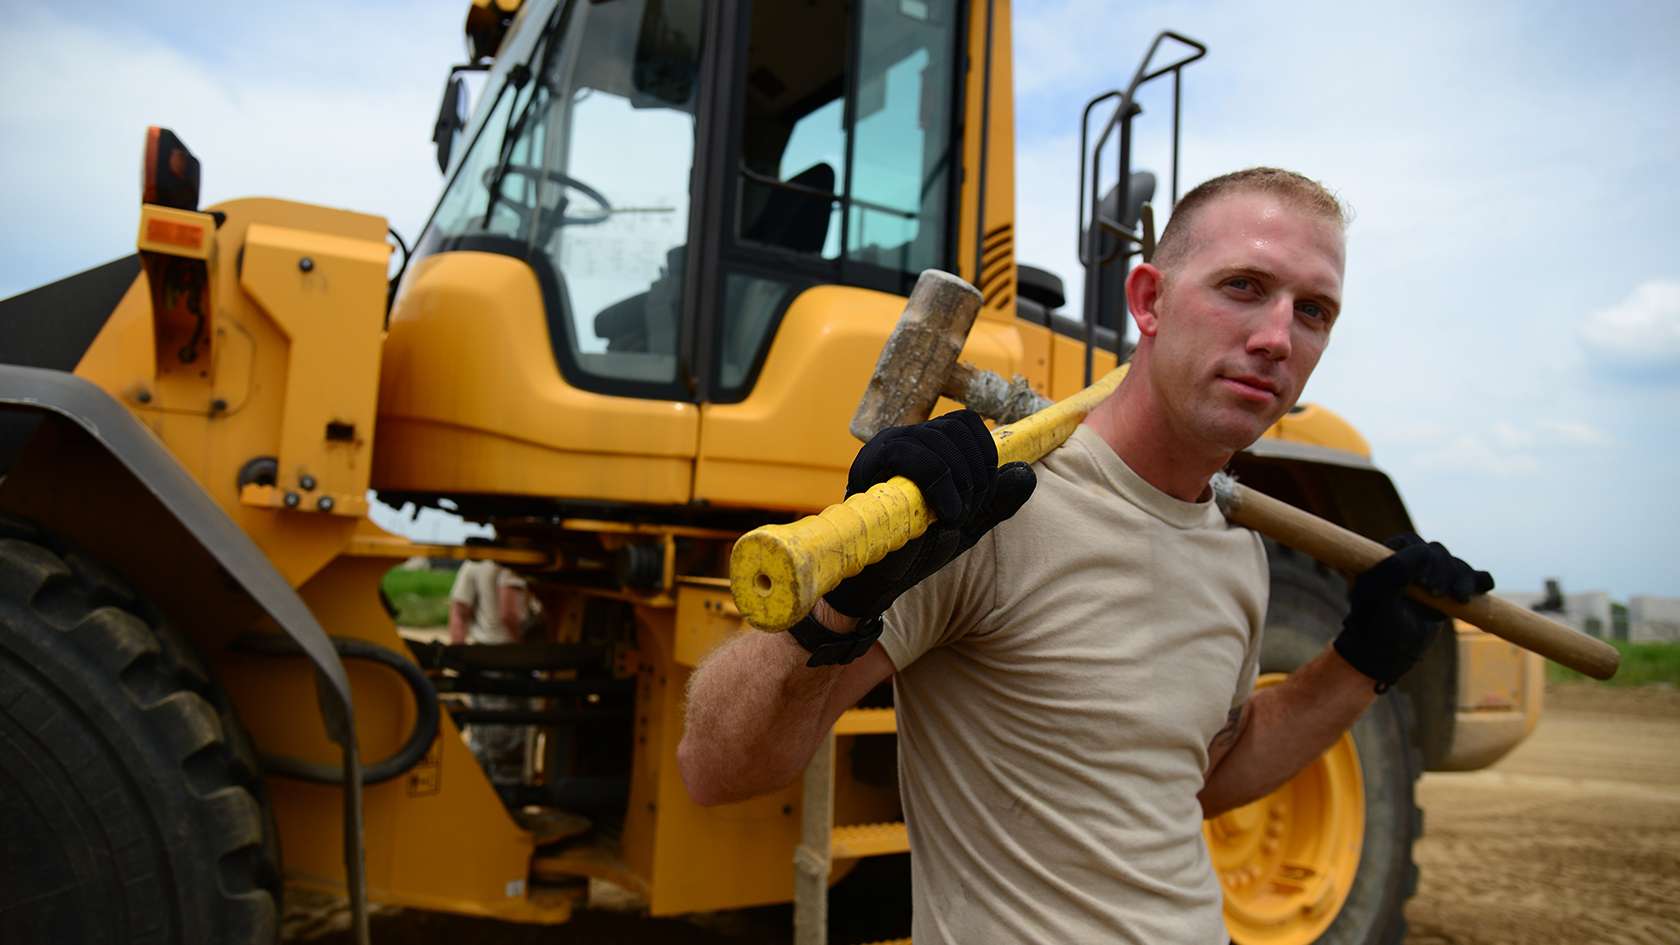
(283, 682, 1680, 944)
(1404, 683, 1680, 945)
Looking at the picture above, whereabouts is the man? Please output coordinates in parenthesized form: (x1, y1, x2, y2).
(448, 559, 531, 649)
(449, 559, 537, 787)
(678, 168, 1490, 943)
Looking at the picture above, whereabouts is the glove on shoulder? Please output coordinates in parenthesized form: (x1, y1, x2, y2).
(823, 410, 1036, 620)
(1334, 533, 1494, 690)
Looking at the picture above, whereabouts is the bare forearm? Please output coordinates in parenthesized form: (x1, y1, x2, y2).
(447, 601, 471, 645)
(1199, 646, 1377, 816)
(678, 630, 845, 805)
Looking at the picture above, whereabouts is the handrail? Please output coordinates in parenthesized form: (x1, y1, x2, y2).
(1075, 30, 1206, 386)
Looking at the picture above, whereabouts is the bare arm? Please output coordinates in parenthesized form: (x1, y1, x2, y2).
(447, 600, 472, 645)
(497, 583, 527, 638)
(1199, 645, 1377, 817)
(679, 601, 894, 806)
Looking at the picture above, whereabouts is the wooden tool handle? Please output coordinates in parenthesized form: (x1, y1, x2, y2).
(1214, 477, 1620, 680)
(731, 367, 1129, 630)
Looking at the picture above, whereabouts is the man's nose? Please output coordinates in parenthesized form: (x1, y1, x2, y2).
(1247, 298, 1294, 360)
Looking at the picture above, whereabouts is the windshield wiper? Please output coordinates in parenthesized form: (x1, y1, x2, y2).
(479, 1, 572, 230)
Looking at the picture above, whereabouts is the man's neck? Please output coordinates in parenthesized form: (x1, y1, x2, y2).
(1083, 373, 1233, 503)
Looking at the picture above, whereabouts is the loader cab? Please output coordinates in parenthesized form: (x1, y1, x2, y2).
(408, 0, 962, 405)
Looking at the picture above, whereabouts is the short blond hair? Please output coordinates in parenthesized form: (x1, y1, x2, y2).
(1152, 167, 1349, 273)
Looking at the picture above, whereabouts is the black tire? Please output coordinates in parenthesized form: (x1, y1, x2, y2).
(1260, 541, 1422, 945)
(0, 515, 281, 944)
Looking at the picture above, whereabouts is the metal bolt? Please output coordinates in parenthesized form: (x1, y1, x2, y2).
(283, 491, 301, 509)
(299, 474, 317, 491)
(317, 496, 335, 512)
(209, 398, 228, 414)
(136, 389, 153, 404)
(298, 257, 314, 272)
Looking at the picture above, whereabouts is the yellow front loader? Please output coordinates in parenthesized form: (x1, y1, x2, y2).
(0, 2, 1540, 944)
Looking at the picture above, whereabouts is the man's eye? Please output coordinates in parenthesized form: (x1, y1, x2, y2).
(1297, 301, 1329, 321)
(1224, 277, 1255, 293)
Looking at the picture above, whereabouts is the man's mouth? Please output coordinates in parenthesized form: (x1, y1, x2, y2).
(1219, 374, 1280, 402)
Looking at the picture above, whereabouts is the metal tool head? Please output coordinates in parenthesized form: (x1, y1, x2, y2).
(849, 270, 983, 442)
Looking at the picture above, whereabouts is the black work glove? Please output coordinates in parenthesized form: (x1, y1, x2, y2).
(1334, 534, 1494, 690)
(823, 410, 1036, 620)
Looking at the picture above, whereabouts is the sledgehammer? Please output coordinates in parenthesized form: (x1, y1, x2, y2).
(728, 272, 1620, 681)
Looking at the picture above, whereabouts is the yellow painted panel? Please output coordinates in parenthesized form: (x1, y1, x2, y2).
(1438, 622, 1545, 770)
(632, 599, 899, 916)
(695, 285, 1026, 513)
(217, 554, 541, 917)
(834, 707, 897, 736)
(1014, 317, 1053, 396)
(627, 608, 806, 916)
(375, 252, 698, 502)
(955, 0, 1017, 320)
(76, 196, 395, 587)
(374, 417, 694, 504)
(831, 821, 909, 859)
(1259, 402, 1373, 457)
(673, 583, 745, 668)
(1048, 330, 1120, 401)
(1454, 621, 1528, 712)
(241, 222, 390, 509)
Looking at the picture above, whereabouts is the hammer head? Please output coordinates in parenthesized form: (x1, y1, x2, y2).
(850, 270, 983, 442)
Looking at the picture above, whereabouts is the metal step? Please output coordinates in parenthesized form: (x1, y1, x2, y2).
(834, 706, 897, 735)
(831, 821, 909, 859)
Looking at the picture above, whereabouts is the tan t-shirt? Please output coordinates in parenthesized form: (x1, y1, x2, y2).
(880, 424, 1267, 944)
(450, 560, 528, 645)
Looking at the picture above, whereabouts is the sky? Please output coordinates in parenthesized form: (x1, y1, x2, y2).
(2, 0, 1676, 598)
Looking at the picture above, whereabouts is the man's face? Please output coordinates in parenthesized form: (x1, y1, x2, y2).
(1136, 191, 1346, 454)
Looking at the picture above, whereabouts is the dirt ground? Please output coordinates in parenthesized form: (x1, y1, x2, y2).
(283, 682, 1680, 944)
(1403, 682, 1680, 945)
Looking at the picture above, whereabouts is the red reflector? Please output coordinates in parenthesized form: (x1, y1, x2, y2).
(146, 218, 204, 249)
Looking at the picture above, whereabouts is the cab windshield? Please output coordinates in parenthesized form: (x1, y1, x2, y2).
(422, 0, 705, 394)
(417, 0, 959, 401)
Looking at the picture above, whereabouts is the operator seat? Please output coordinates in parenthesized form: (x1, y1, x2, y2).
(594, 162, 835, 355)
(743, 162, 836, 255)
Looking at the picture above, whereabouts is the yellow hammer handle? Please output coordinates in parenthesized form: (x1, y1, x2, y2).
(1213, 477, 1621, 680)
(731, 367, 1128, 630)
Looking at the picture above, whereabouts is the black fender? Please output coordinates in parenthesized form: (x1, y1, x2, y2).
(0, 364, 371, 941)
(1231, 438, 1459, 772)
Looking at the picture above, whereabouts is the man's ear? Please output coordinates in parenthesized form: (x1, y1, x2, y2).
(1126, 263, 1165, 338)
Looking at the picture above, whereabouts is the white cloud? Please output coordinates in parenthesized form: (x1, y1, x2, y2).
(1538, 420, 1610, 447)
(0, 4, 460, 296)
(1492, 421, 1535, 450)
(1377, 417, 1612, 480)
(1579, 280, 1680, 373)
(1405, 433, 1540, 478)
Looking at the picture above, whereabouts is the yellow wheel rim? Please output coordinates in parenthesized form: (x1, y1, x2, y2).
(1206, 673, 1365, 945)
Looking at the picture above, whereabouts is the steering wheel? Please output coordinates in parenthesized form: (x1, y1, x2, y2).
(486, 165, 614, 234)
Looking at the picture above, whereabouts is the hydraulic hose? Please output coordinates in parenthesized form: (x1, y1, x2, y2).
(233, 634, 442, 786)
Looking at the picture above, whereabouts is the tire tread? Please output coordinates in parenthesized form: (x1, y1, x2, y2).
(0, 520, 279, 943)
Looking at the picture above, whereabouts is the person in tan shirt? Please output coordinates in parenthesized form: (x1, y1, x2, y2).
(449, 560, 538, 787)
(678, 168, 1491, 943)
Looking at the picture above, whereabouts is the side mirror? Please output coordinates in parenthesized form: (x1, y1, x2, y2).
(432, 75, 468, 174)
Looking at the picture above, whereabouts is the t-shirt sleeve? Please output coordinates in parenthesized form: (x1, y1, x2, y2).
(449, 563, 478, 608)
(1229, 533, 1269, 712)
(878, 529, 1000, 672)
